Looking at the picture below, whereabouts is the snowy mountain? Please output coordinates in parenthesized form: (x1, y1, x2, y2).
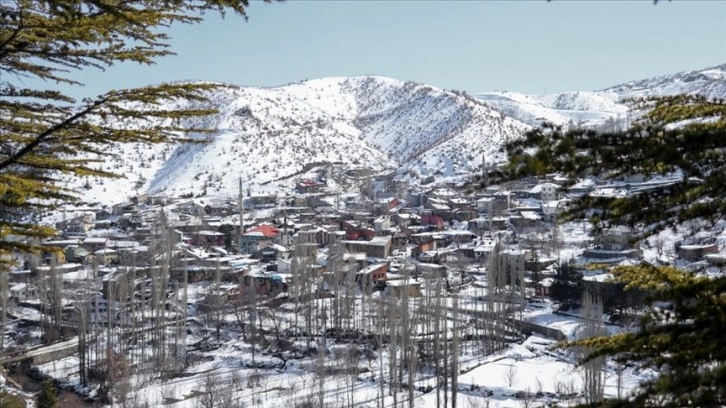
(70, 64, 726, 206)
(71, 76, 527, 205)
(477, 63, 726, 128)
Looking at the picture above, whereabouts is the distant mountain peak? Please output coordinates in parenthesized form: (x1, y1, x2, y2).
(600, 63, 726, 98)
(477, 63, 726, 128)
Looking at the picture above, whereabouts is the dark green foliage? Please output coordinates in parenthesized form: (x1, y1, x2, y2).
(218, 223, 237, 251)
(582, 280, 646, 325)
(36, 379, 56, 408)
(0, 391, 25, 408)
(571, 265, 726, 407)
(486, 94, 726, 406)
(550, 261, 583, 310)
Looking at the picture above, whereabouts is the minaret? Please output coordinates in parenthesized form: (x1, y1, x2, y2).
(243, 177, 245, 249)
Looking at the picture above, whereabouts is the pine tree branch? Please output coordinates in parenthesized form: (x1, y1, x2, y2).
(0, 95, 109, 172)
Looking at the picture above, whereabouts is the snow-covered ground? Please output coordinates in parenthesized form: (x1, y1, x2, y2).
(19, 287, 645, 408)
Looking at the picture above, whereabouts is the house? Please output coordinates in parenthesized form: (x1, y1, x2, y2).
(416, 262, 446, 278)
(535, 277, 554, 298)
(509, 211, 542, 231)
(34, 245, 68, 267)
(367, 236, 392, 259)
(176, 200, 205, 215)
(112, 240, 142, 254)
(676, 243, 719, 262)
(189, 230, 225, 247)
(307, 195, 332, 209)
(204, 203, 233, 216)
(65, 246, 92, 264)
(393, 212, 417, 228)
(476, 192, 511, 214)
(239, 270, 287, 300)
(344, 236, 392, 259)
(343, 252, 368, 268)
(582, 226, 642, 263)
(356, 263, 388, 289)
(498, 249, 528, 279)
(344, 227, 375, 241)
(346, 167, 373, 178)
(373, 216, 392, 233)
(568, 179, 596, 197)
(473, 240, 496, 262)
(541, 200, 560, 221)
(453, 206, 479, 222)
(295, 227, 329, 247)
(112, 201, 138, 216)
(443, 230, 477, 246)
(385, 278, 423, 298)
(9, 269, 32, 283)
(9, 283, 37, 304)
(250, 243, 289, 263)
(392, 231, 410, 249)
(449, 197, 471, 210)
(239, 224, 280, 254)
(530, 182, 560, 201)
(296, 179, 324, 193)
(420, 215, 445, 230)
(412, 240, 436, 259)
(83, 237, 111, 252)
(376, 197, 402, 213)
(425, 198, 452, 218)
(249, 194, 277, 209)
(95, 248, 118, 265)
(61, 213, 95, 235)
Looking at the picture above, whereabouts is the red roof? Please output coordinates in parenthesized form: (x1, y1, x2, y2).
(244, 225, 280, 238)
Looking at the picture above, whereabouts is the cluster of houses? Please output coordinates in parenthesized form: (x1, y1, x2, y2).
(5, 168, 725, 323)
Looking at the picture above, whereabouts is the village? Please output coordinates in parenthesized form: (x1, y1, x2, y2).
(2, 164, 724, 407)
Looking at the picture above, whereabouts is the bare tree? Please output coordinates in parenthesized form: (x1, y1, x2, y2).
(451, 290, 460, 408)
(0, 272, 7, 352)
(316, 305, 328, 408)
(344, 346, 360, 408)
(579, 291, 605, 405)
(518, 387, 533, 408)
(487, 243, 507, 352)
(504, 364, 518, 388)
(198, 372, 222, 408)
(72, 290, 92, 387)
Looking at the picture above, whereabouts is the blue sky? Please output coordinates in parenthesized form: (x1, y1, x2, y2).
(47, 1, 726, 99)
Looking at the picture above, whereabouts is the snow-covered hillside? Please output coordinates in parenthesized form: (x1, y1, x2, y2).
(71, 77, 527, 205)
(69, 63, 726, 206)
(478, 63, 726, 128)
(602, 63, 726, 99)
(477, 91, 626, 127)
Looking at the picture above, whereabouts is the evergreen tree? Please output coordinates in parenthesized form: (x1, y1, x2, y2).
(549, 261, 583, 310)
(0, 1, 258, 268)
(576, 264, 726, 407)
(37, 379, 57, 408)
(481, 96, 726, 406)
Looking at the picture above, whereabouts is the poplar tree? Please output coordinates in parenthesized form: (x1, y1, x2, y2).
(481, 96, 726, 406)
(0, 0, 256, 267)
